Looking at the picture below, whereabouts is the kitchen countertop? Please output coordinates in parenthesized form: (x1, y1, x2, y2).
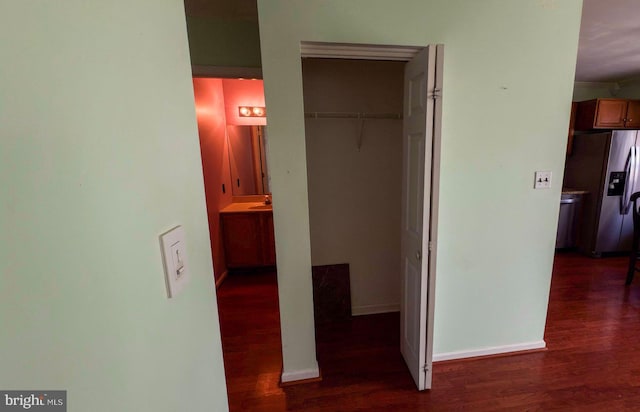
(562, 188, 589, 195)
(219, 202, 273, 214)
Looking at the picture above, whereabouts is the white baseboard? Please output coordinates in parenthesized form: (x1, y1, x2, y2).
(351, 303, 400, 316)
(432, 340, 546, 362)
(281, 363, 320, 383)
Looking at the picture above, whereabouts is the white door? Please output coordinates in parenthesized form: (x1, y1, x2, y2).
(400, 45, 437, 391)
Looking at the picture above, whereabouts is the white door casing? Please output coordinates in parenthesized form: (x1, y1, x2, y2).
(400, 45, 436, 391)
(299, 41, 442, 390)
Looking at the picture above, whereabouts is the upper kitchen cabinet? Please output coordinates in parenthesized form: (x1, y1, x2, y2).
(626, 100, 640, 129)
(575, 98, 640, 130)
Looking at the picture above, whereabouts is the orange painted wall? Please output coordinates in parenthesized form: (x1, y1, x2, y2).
(193, 78, 233, 282)
(222, 79, 266, 126)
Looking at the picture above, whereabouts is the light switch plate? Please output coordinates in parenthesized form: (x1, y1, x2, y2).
(160, 225, 189, 298)
(534, 171, 552, 189)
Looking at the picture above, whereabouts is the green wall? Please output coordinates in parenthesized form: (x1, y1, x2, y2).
(0, 1, 228, 411)
(618, 78, 640, 99)
(186, 16, 262, 68)
(572, 82, 615, 101)
(572, 80, 640, 102)
(257, 0, 583, 375)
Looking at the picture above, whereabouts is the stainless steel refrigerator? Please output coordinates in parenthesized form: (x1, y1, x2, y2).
(564, 130, 640, 256)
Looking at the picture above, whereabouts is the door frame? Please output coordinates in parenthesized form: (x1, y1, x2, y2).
(300, 41, 443, 389)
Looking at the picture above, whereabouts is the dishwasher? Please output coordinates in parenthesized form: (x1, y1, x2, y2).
(555, 193, 582, 249)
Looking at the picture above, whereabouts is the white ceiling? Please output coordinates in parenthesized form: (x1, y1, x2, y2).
(183, 0, 640, 83)
(576, 0, 640, 82)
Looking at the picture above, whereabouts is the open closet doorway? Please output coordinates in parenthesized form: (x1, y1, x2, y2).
(301, 43, 443, 390)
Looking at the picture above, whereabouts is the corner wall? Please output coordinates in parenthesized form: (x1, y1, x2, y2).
(0, 1, 228, 410)
(194, 78, 234, 282)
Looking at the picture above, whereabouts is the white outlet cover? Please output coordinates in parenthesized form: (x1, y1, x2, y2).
(160, 225, 189, 298)
(534, 171, 552, 189)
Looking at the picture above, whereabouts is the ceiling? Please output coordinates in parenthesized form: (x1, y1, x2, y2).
(183, 0, 640, 83)
(576, 0, 640, 82)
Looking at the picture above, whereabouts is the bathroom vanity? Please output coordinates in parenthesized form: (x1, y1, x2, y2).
(220, 198, 276, 269)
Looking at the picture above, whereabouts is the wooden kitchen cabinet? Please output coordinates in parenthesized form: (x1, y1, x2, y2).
(575, 98, 640, 130)
(626, 100, 640, 128)
(221, 211, 276, 268)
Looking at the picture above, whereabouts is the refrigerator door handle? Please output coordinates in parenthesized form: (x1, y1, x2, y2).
(622, 146, 638, 215)
(632, 146, 640, 209)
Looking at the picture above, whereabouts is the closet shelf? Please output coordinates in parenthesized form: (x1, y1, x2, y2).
(304, 111, 402, 120)
(304, 111, 402, 151)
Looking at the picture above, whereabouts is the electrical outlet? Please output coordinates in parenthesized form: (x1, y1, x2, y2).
(534, 171, 552, 189)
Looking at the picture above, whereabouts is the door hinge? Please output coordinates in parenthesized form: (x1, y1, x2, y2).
(423, 363, 429, 372)
(429, 88, 441, 100)
(428, 241, 433, 252)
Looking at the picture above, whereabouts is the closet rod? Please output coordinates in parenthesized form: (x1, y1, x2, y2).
(304, 111, 402, 120)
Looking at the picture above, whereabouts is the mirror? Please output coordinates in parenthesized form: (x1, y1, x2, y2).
(227, 125, 270, 195)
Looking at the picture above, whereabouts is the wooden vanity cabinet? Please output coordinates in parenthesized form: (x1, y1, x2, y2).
(263, 213, 276, 266)
(575, 98, 640, 130)
(221, 211, 276, 268)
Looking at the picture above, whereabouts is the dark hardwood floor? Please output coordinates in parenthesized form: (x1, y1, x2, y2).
(216, 253, 640, 411)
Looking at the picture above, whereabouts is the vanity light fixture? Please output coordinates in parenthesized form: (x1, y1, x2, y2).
(238, 106, 266, 118)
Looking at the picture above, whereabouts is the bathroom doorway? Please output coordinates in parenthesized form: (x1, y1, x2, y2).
(192, 76, 283, 400)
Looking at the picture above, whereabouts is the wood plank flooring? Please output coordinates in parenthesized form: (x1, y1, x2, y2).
(216, 253, 640, 411)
